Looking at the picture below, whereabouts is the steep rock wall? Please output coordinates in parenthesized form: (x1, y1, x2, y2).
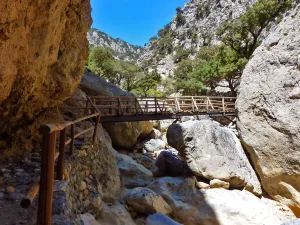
(237, 7, 300, 216)
(0, 0, 92, 158)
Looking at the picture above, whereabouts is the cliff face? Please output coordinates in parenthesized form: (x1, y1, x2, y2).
(237, 7, 300, 216)
(88, 28, 144, 62)
(139, 0, 255, 77)
(0, 0, 92, 158)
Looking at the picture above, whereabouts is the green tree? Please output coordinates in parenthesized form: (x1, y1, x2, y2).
(87, 46, 115, 77)
(174, 47, 190, 63)
(132, 70, 162, 97)
(157, 34, 174, 56)
(158, 23, 171, 38)
(217, 0, 295, 59)
(175, 7, 186, 27)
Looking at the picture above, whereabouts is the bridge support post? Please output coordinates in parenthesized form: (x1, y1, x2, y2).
(37, 132, 56, 225)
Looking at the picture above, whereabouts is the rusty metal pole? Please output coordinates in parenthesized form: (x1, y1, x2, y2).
(92, 115, 101, 144)
(37, 131, 56, 225)
(57, 128, 66, 180)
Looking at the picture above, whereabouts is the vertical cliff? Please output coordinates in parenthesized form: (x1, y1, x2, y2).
(0, 0, 92, 158)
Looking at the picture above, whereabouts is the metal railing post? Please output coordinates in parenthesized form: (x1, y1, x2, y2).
(37, 132, 56, 225)
(57, 128, 66, 180)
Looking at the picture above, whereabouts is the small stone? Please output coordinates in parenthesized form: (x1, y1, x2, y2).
(0, 192, 4, 200)
(210, 179, 230, 189)
(7, 193, 24, 201)
(85, 170, 90, 177)
(196, 182, 210, 189)
(83, 189, 89, 199)
(89, 193, 103, 212)
(15, 169, 24, 173)
(6, 186, 15, 193)
(80, 181, 87, 191)
(78, 150, 87, 157)
(1, 168, 8, 173)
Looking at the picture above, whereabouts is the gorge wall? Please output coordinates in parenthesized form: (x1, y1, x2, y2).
(88, 28, 144, 62)
(237, 7, 300, 216)
(0, 0, 92, 158)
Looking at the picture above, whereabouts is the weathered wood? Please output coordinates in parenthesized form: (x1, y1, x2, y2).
(57, 129, 66, 180)
(37, 132, 56, 225)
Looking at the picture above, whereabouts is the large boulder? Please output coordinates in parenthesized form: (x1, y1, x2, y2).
(282, 220, 300, 225)
(80, 214, 100, 225)
(0, 0, 92, 158)
(167, 120, 261, 195)
(104, 121, 152, 149)
(146, 214, 182, 225)
(236, 7, 300, 216)
(80, 71, 131, 97)
(144, 139, 166, 153)
(125, 187, 172, 215)
(96, 203, 136, 225)
(116, 153, 154, 188)
(147, 177, 293, 225)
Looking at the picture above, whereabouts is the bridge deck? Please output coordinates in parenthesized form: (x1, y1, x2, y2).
(63, 96, 236, 123)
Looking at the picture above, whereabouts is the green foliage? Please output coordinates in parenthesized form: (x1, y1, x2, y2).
(150, 36, 158, 42)
(174, 59, 194, 80)
(132, 70, 162, 97)
(158, 23, 171, 38)
(161, 77, 176, 96)
(173, 47, 190, 63)
(191, 32, 198, 44)
(195, 3, 210, 20)
(87, 46, 114, 76)
(174, 45, 244, 96)
(175, 7, 186, 27)
(196, 46, 218, 61)
(174, 0, 295, 96)
(157, 34, 174, 56)
(217, 0, 295, 59)
(87, 46, 162, 96)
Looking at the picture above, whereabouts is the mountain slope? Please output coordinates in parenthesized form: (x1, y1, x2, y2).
(139, 0, 256, 77)
(88, 28, 144, 62)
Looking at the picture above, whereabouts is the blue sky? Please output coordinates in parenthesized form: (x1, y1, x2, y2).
(90, 0, 187, 46)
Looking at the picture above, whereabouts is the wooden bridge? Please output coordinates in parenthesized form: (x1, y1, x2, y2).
(21, 95, 236, 225)
(63, 96, 236, 123)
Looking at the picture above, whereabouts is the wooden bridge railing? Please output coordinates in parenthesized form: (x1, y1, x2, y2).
(21, 100, 101, 225)
(87, 96, 236, 116)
